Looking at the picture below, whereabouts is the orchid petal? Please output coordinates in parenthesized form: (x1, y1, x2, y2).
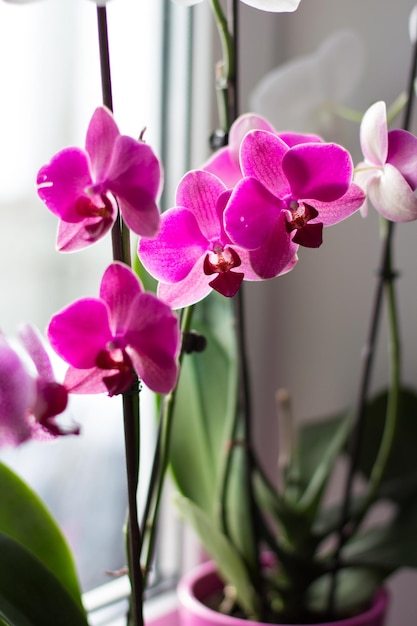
(250, 54, 322, 135)
(240, 130, 290, 197)
(99, 263, 143, 334)
(283, 143, 352, 202)
(250, 31, 363, 139)
(0, 336, 35, 447)
(278, 132, 323, 147)
(203, 114, 275, 188)
(317, 30, 364, 103)
(157, 256, 212, 309)
(230, 114, 275, 151)
(410, 5, 417, 43)
(56, 214, 115, 252)
(249, 213, 298, 279)
(139, 208, 208, 282)
(107, 136, 162, 237)
(85, 106, 119, 181)
(360, 101, 388, 166)
(203, 148, 242, 189)
(48, 298, 112, 368)
(367, 163, 417, 222)
(124, 292, 179, 394)
(241, 0, 301, 12)
(309, 183, 364, 226)
(387, 129, 417, 190)
(64, 366, 109, 394)
(171, 0, 203, 4)
(19, 324, 54, 382)
(176, 170, 226, 240)
(225, 177, 283, 250)
(37, 148, 93, 222)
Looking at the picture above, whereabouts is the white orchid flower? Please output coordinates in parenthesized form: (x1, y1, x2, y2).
(249, 30, 364, 140)
(172, 0, 301, 12)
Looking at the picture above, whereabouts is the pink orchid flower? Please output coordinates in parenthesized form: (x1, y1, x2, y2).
(354, 101, 417, 222)
(204, 113, 322, 188)
(37, 107, 163, 252)
(138, 169, 298, 309)
(0, 325, 75, 447)
(224, 129, 364, 278)
(47, 263, 180, 396)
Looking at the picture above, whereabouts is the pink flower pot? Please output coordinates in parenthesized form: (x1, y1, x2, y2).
(177, 560, 389, 626)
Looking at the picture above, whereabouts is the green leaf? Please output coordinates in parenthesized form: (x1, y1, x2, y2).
(224, 420, 257, 570)
(174, 494, 259, 618)
(307, 568, 382, 617)
(170, 294, 238, 516)
(343, 498, 417, 570)
(297, 411, 351, 514)
(0, 462, 83, 607)
(350, 387, 417, 503)
(0, 532, 88, 626)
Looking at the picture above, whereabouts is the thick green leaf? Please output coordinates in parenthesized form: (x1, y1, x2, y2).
(170, 294, 238, 516)
(351, 387, 417, 503)
(0, 533, 88, 626)
(224, 420, 257, 571)
(296, 411, 351, 514)
(174, 494, 259, 618)
(0, 462, 83, 607)
(343, 498, 417, 570)
(307, 568, 382, 617)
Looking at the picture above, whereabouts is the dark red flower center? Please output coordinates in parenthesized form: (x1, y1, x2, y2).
(96, 347, 136, 396)
(75, 194, 113, 219)
(285, 201, 323, 248)
(203, 246, 244, 297)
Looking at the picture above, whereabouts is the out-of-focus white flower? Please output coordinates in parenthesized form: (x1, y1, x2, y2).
(172, 0, 301, 11)
(409, 5, 417, 43)
(249, 30, 364, 140)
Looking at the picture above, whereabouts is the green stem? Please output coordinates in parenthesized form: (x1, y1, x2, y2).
(208, 0, 235, 131)
(354, 220, 400, 524)
(96, 8, 144, 625)
(141, 306, 195, 587)
(327, 33, 417, 616)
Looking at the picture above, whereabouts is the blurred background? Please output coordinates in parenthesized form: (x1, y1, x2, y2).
(0, 0, 416, 623)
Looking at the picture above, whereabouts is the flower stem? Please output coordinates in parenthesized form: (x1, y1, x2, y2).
(362, 220, 400, 510)
(208, 0, 236, 131)
(96, 8, 144, 625)
(140, 306, 195, 588)
(208, 0, 265, 615)
(327, 34, 417, 615)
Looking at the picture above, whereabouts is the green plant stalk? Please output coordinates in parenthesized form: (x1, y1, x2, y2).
(123, 388, 143, 626)
(328, 34, 417, 615)
(141, 305, 195, 587)
(96, 8, 144, 625)
(352, 220, 400, 529)
(207, 0, 266, 614)
(208, 0, 235, 131)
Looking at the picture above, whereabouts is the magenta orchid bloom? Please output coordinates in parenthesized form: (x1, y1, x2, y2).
(224, 129, 364, 278)
(37, 107, 163, 252)
(354, 101, 417, 222)
(47, 263, 180, 396)
(0, 325, 75, 447)
(204, 113, 322, 188)
(0, 334, 36, 447)
(138, 169, 298, 309)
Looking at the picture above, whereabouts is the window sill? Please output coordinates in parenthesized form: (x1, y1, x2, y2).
(84, 576, 179, 626)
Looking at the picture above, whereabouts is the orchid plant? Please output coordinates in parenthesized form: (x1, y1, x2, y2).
(2, 1, 417, 626)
